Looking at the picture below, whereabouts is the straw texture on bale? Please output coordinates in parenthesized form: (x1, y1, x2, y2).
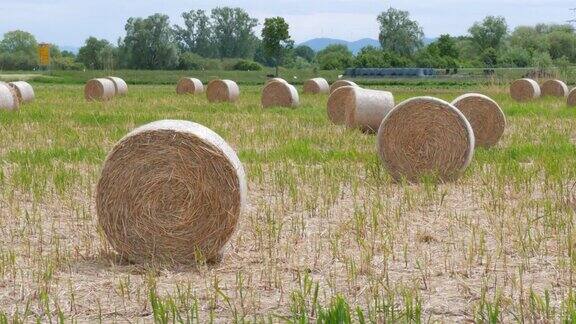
(330, 80, 359, 94)
(8, 81, 35, 103)
(327, 86, 394, 132)
(261, 81, 299, 108)
(568, 88, 576, 107)
(96, 120, 247, 264)
(207, 79, 240, 103)
(377, 97, 475, 183)
(303, 78, 330, 94)
(176, 78, 204, 95)
(0, 82, 19, 111)
(510, 78, 541, 102)
(541, 79, 569, 97)
(265, 77, 287, 85)
(106, 76, 128, 96)
(85, 78, 116, 101)
(451, 93, 506, 148)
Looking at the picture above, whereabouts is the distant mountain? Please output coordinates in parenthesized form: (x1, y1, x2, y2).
(299, 37, 437, 54)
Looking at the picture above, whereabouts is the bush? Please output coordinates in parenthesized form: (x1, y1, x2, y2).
(316, 44, 354, 70)
(231, 60, 262, 71)
(52, 56, 84, 70)
(179, 52, 221, 70)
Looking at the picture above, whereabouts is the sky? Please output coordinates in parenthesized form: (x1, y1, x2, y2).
(0, 0, 574, 47)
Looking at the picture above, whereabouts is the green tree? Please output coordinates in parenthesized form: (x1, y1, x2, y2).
(77, 37, 115, 69)
(122, 13, 179, 69)
(174, 10, 214, 57)
(377, 8, 424, 56)
(0, 30, 39, 69)
(510, 26, 548, 55)
(211, 7, 258, 59)
(316, 44, 353, 70)
(261, 17, 293, 76)
(547, 30, 576, 61)
(294, 45, 315, 63)
(436, 34, 459, 59)
(469, 16, 508, 50)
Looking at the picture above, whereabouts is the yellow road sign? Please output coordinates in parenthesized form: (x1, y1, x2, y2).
(38, 43, 50, 66)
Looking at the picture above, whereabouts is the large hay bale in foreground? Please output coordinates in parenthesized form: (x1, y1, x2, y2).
(261, 81, 299, 108)
(568, 88, 576, 107)
(303, 78, 329, 94)
(330, 80, 358, 94)
(451, 94, 506, 148)
(0, 82, 19, 111)
(106, 77, 128, 96)
(265, 77, 287, 85)
(176, 78, 204, 95)
(85, 78, 116, 101)
(207, 80, 240, 103)
(510, 78, 541, 102)
(327, 86, 394, 132)
(96, 120, 247, 264)
(377, 97, 475, 183)
(541, 79, 569, 97)
(8, 81, 35, 103)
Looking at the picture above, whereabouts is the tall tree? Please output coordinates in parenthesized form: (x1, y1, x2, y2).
(261, 17, 293, 76)
(174, 10, 214, 57)
(469, 16, 508, 50)
(122, 13, 179, 69)
(0, 30, 39, 69)
(211, 7, 258, 59)
(294, 45, 315, 63)
(377, 8, 424, 56)
(77, 37, 115, 69)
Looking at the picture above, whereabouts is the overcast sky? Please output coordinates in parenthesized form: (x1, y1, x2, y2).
(0, 0, 574, 47)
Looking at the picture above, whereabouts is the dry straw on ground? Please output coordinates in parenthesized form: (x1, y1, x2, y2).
(106, 77, 128, 96)
(303, 78, 329, 94)
(377, 97, 475, 183)
(541, 79, 569, 97)
(176, 78, 204, 95)
(0, 82, 19, 111)
(8, 81, 34, 103)
(96, 120, 247, 264)
(330, 80, 358, 94)
(327, 86, 394, 133)
(568, 88, 576, 107)
(451, 93, 506, 148)
(85, 78, 116, 101)
(207, 80, 240, 103)
(510, 78, 541, 102)
(261, 81, 299, 108)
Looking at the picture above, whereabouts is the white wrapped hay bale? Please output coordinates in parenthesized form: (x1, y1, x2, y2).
(330, 80, 358, 94)
(510, 78, 541, 102)
(452, 93, 506, 148)
(8, 81, 35, 103)
(207, 79, 240, 103)
(85, 78, 116, 101)
(106, 76, 128, 96)
(327, 86, 394, 133)
(176, 78, 204, 95)
(261, 81, 299, 108)
(377, 97, 475, 183)
(541, 79, 569, 97)
(0, 82, 19, 111)
(303, 78, 329, 94)
(96, 120, 247, 264)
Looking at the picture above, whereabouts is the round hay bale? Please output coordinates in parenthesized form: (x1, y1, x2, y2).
(0, 82, 19, 111)
(451, 94, 506, 148)
(327, 86, 394, 133)
(85, 78, 116, 101)
(541, 79, 569, 97)
(106, 76, 128, 96)
(96, 120, 247, 264)
(261, 81, 299, 108)
(303, 78, 329, 94)
(568, 88, 576, 107)
(377, 97, 475, 183)
(330, 80, 358, 94)
(207, 79, 240, 103)
(8, 81, 34, 103)
(176, 78, 204, 95)
(510, 78, 541, 102)
(265, 77, 287, 85)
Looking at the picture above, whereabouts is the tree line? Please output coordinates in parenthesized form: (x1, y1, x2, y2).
(1, 7, 575, 71)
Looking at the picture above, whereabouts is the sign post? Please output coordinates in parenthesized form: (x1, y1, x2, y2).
(38, 43, 51, 73)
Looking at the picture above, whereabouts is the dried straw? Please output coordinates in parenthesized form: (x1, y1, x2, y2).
(541, 79, 569, 97)
(261, 81, 299, 108)
(265, 78, 287, 85)
(106, 77, 128, 96)
(303, 78, 330, 94)
(510, 78, 541, 102)
(85, 78, 116, 101)
(176, 78, 204, 95)
(377, 97, 475, 183)
(0, 82, 19, 111)
(96, 120, 247, 264)
(207, 80, 240, 103)
(451, 93, 506, 148)
(8, 81, 35, 103)
(330, 80, 358, 94)
(568, 88, 576, 107)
